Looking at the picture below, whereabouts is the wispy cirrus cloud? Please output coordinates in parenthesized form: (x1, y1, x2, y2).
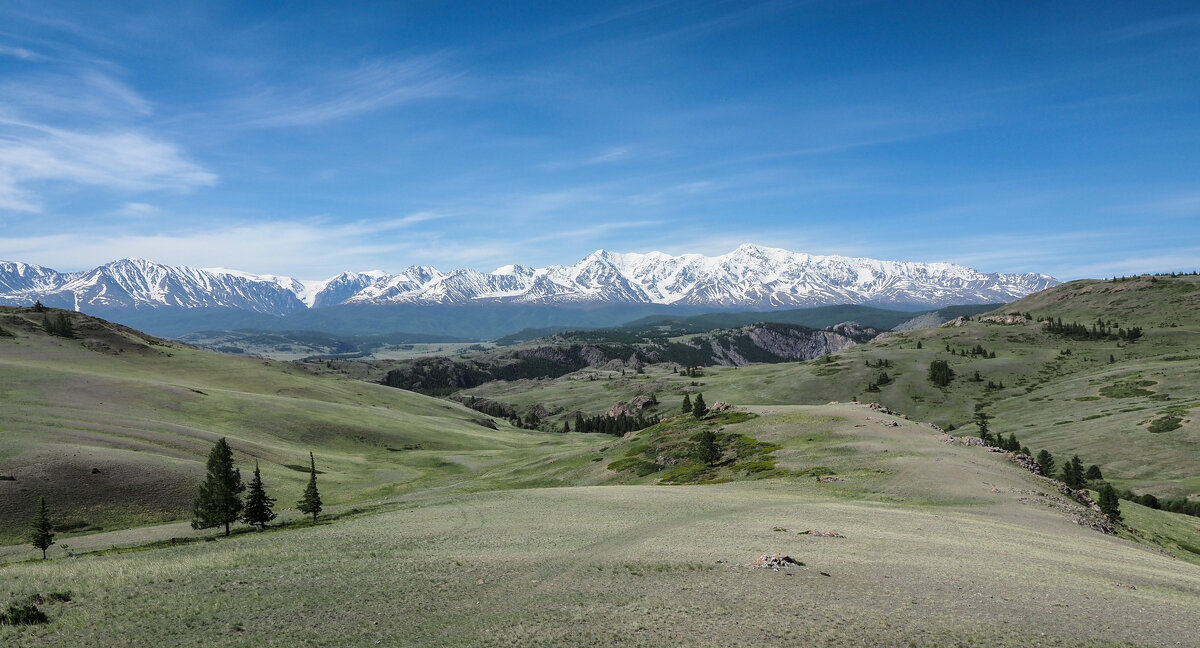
(0, 117, 217, 212)
(236, 57, 462, 128)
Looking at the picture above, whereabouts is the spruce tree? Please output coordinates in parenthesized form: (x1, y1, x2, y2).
(297, 452, 323, 524)
(1060, 455, 1086, 489)
(241, 460, 276, 531)
(1097, 482, 1122, 522)
(561, 420, 570, 434)
(1085, 464, 1103, 481)
(692, 392, 708, 418)
(695, 430, 720, 466)
(192, 438, 245, 536)
(29, 496, 55, 560)
(681, 393, 692, 414)
(1036, 449, 1056, 476)
(973, 406, 992, 445)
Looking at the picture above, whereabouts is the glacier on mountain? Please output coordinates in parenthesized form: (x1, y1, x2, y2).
(0, 244, 1059, 315)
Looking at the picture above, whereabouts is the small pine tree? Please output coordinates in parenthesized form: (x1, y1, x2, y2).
(915, 340, 922, 349)
(692, 392, 708, 418)
(297, 452, 323, 524)
(192, 438, 245, 536)
(561, 420, 570, 433)
(695, 430, 721, 466)
(29, 495, 55, 560)
(1032, 451, 1051, 475)
(1097, 482, 1122, 523)
(1060, 455, 1086, 489)
(681, 393, 692, 415)
(241, 460, 277, 531)
(974, 406, 992, 445)
(1085, 464, 1103, 481)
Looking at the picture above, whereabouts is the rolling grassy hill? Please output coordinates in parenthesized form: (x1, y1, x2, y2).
(459, 275, 1200, 500)
(0, 306, 581, 545)
(3, 401, 1199, 646)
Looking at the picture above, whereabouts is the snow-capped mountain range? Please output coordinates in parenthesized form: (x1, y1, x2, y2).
(0, 245, 1058, 316)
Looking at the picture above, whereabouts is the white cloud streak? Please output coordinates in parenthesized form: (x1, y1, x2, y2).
(0, 117, 217, 212)
(238, 57, 461, 128)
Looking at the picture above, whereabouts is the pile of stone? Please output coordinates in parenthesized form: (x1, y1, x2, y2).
(801, 530, 845, 538)
(938, 434, 987, 447)
(753, 553, 803, 569)
(1006, 451, 1044, 475)
(709, 401, 734, 412)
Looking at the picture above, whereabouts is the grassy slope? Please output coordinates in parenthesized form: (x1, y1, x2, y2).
(0, 307, 584, 544)
(462, 275, 1200, 499)
(3, 403, 1200, 646)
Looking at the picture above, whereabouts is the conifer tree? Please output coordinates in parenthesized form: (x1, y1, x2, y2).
(29, 496, 55, 560)
(241, 460, 276, 531)
(692, 392, 708, 418)
(681, 393, 692, 414)
(1097, 482, 1122, 522)
(561, 420, 570, 433)
(297, 452, 323, 524)
(192, 438, 245, 536)
(973, 405, 992, 445)
(1036, 450, 1056, 477)
(695, 430, 721, 466)
(1060, 455, 1086, 489)
(1085, 464, 1103, 481)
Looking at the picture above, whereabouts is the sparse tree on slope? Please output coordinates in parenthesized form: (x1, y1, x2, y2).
(297, 452, 323, 524)
(1036, 450, 1056, 477)
(1097, 482, 1123, 523)
(1061, 455, 1086, 490)
(681, 393, 692, 415)
(695, 430, 721, 466)
(692, 392, 708, 418)
(192, 438, 245, 536)
(241, 460, 276, 531)
(1085, 464, 1104, 481)
(29, 496, 55, 560)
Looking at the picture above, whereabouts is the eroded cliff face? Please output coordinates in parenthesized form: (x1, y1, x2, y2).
(705, 323, 874, 366)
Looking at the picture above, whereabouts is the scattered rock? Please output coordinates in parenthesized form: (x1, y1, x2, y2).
(772, 526, 788, 532)
(979, 314, 1028, 325)
(800, 530, 845, 538)
(1006, 451, 1043, 475)
(817, 475, 843, 483)
(753, 553, 804, 569)
(709, 401, 734, 412)
(1111, 582, 1136, 590)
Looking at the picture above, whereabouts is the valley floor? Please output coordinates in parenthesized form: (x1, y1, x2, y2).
(5, 481, 1200, 646)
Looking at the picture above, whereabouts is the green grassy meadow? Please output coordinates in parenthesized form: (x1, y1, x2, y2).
(0, 307, 578, 545)
(4, 280, 1200, 646)
(463, 275, 1200, 498)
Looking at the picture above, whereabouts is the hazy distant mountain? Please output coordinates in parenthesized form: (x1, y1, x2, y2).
(0, 245, 1058, 319)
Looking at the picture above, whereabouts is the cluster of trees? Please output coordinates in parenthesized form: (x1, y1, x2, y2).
(682, 392, 708, 418)
(24, 440, 326, 559)
(946, 343, 995, 358)
(1110, 271, 1200, 281)
(570, 412, 661, 436)
(928, 360, 954, 387)
(191, 438, 322, 537)
(1042, 318, 1142, 342)
(865, 358, 892, 368)
(865, 371, 891, 392)
(41, 313, 74, 338)
(1114, 491, 1200, 518)
(973, 407, 1122, 521)
(678, 366, 705, 377)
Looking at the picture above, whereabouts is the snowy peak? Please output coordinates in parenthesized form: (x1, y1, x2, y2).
(0, 246, 1059, 316)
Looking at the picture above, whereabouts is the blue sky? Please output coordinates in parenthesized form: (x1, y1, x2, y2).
(0, 1, 1197, 280)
